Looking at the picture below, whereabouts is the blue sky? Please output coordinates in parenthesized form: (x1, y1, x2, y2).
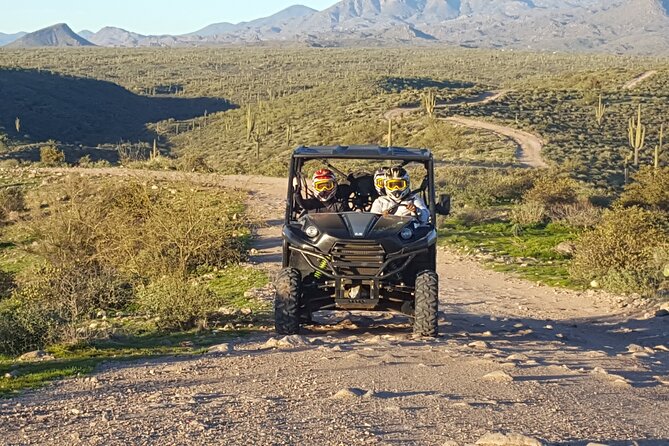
(0, 0, 336, 35)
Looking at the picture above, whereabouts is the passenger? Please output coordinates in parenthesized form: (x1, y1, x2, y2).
(373, 167, 388, 196)
(371, 166, 429, 224)
(298, 168, 349, 214)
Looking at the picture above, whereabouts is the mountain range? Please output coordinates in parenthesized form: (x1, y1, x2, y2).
(3, 0, 669, 54)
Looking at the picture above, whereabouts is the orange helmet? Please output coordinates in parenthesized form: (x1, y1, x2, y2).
(312, 169, 337, 202)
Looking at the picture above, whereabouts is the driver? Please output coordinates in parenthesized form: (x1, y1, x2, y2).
(371, 166, 429, 224)
(297, 168, 349, 214)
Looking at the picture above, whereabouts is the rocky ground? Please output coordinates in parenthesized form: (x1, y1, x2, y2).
(1, 170, 668, 445)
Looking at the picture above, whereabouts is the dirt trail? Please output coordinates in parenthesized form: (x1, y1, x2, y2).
(383, 90, 509, 121)
(623, 70, 658, 90)
(383, 90, 547, 169)
(445, 117, 548, 169)
(2, 169, 669, 445)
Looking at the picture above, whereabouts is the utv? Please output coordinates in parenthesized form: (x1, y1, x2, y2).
(275, 146, 450, 337)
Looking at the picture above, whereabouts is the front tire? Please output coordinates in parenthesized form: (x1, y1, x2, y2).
(414, 271, 439, 337)
(275, 268, 301, 335)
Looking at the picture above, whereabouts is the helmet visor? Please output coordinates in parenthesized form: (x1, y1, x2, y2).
(385, 179, 408, 192)
(313, 179, 335, 193)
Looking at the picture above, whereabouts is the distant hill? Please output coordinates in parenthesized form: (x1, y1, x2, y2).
(0, 32, 26, 46)
(191, 5, 317, 37)
(78, 30, 95, 40)
(3, 1, 668, 53)
(5, 24, 94, 48)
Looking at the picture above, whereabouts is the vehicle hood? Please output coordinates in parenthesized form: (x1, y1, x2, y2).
(302, 212, 412, 240)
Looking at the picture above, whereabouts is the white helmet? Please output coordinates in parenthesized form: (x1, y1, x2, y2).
(374, 168, 387, 195)
(385, 166, 411, 203)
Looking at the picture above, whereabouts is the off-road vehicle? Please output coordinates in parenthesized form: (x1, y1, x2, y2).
(275, 146, 450, 336)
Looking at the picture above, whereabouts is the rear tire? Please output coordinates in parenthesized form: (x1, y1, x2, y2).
(414, 271, 439, 337)
(275, 268, 301, 335)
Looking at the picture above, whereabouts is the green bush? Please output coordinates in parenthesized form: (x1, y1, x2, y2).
(570, 206, 669, 294)
(0, 296, 60, 355)
(523, 175, 579, 208)
(137, 275, 220, 330)
(39, 144, 65, 166)
(618, 166, 669, 212)
(511, 201, 546, 226)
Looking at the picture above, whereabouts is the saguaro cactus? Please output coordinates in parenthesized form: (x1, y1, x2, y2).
(285, 123, 294, 147)
(421, 90, 436, 118)
(595, 94, 606, 127)
(245, 107, 256, 142)
(656, 124, 664, 170)
(628, 104, 646, 166)
(387, 118, 394, 147)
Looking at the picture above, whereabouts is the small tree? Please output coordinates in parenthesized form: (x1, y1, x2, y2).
(40, 143, 65, 166)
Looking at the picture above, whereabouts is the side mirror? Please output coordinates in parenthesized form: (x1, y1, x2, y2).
(435, 194, 451, 216)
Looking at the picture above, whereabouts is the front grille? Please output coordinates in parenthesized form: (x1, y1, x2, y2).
(331, 242, 385, 276)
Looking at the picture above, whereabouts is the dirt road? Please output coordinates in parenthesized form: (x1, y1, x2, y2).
(622, 71, 658, 90)
(2, 170, 669, 445)
(445, 117, 548, 169)
(383, 90, 547, 169)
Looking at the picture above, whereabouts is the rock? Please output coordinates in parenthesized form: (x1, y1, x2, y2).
(442, 442, 460, 446)
(207, 343, 231, 354)
(4, 371, 17, 379)
(482, 371, 514, 383)
(476, 432, 543, 446)
(586, 443, 610, 446)
(217, 307, 236, 316)
(222, 323, 236, 331)
(468, 341, 489, 350)
(240, 308, 253, 316)
(663, 265, 669, 278)
(627, 344, 645, 353)
(555, 241, 576, 257)
(264, 335, 309, 349)
(655, 309, 669, 318)
(654, 375, 669, 386)
(507, 353, 529, 362)
(18, 350, 55, 362)
(590, 280, 600, 289)
(362, 390, 378, 399)
(332, 388, 365, 399)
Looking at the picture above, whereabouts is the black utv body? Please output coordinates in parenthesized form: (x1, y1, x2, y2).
(275, 146, 450, 337)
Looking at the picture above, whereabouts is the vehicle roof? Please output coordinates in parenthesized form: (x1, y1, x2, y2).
(292, 145, 432, 161)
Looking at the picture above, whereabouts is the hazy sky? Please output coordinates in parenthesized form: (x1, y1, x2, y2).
(0, 0, 336, 35)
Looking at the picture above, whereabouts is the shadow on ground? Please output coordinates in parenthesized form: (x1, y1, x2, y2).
(0, 68, 236, 146)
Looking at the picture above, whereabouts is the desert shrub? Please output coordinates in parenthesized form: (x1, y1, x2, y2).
(618, 166, 669, 212)
(523, 175, 579, 208)
(437, 167, 536, 207)
(0, 187, 25, 220)
(137, 275, 220, 330)
(570, 206, 669, 294)
(0, 296, 60, 355)
(177, 152, 213, 173)
(550, 200, 603, 228)
(511, 201, 546, 226)
(30, 177, 247, 278)
(39, 143, 65, 166)
(0, 159, 20, 169)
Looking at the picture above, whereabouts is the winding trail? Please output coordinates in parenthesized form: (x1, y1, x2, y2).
(384, 90, 548, 169)
(2, 167, 669, 445)
(445, 116, 548, 169)
(623, 70, 658, 90)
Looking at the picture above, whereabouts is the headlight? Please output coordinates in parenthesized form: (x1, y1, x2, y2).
(305, 225, 320, 238)
(400, 227, 413, 240)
